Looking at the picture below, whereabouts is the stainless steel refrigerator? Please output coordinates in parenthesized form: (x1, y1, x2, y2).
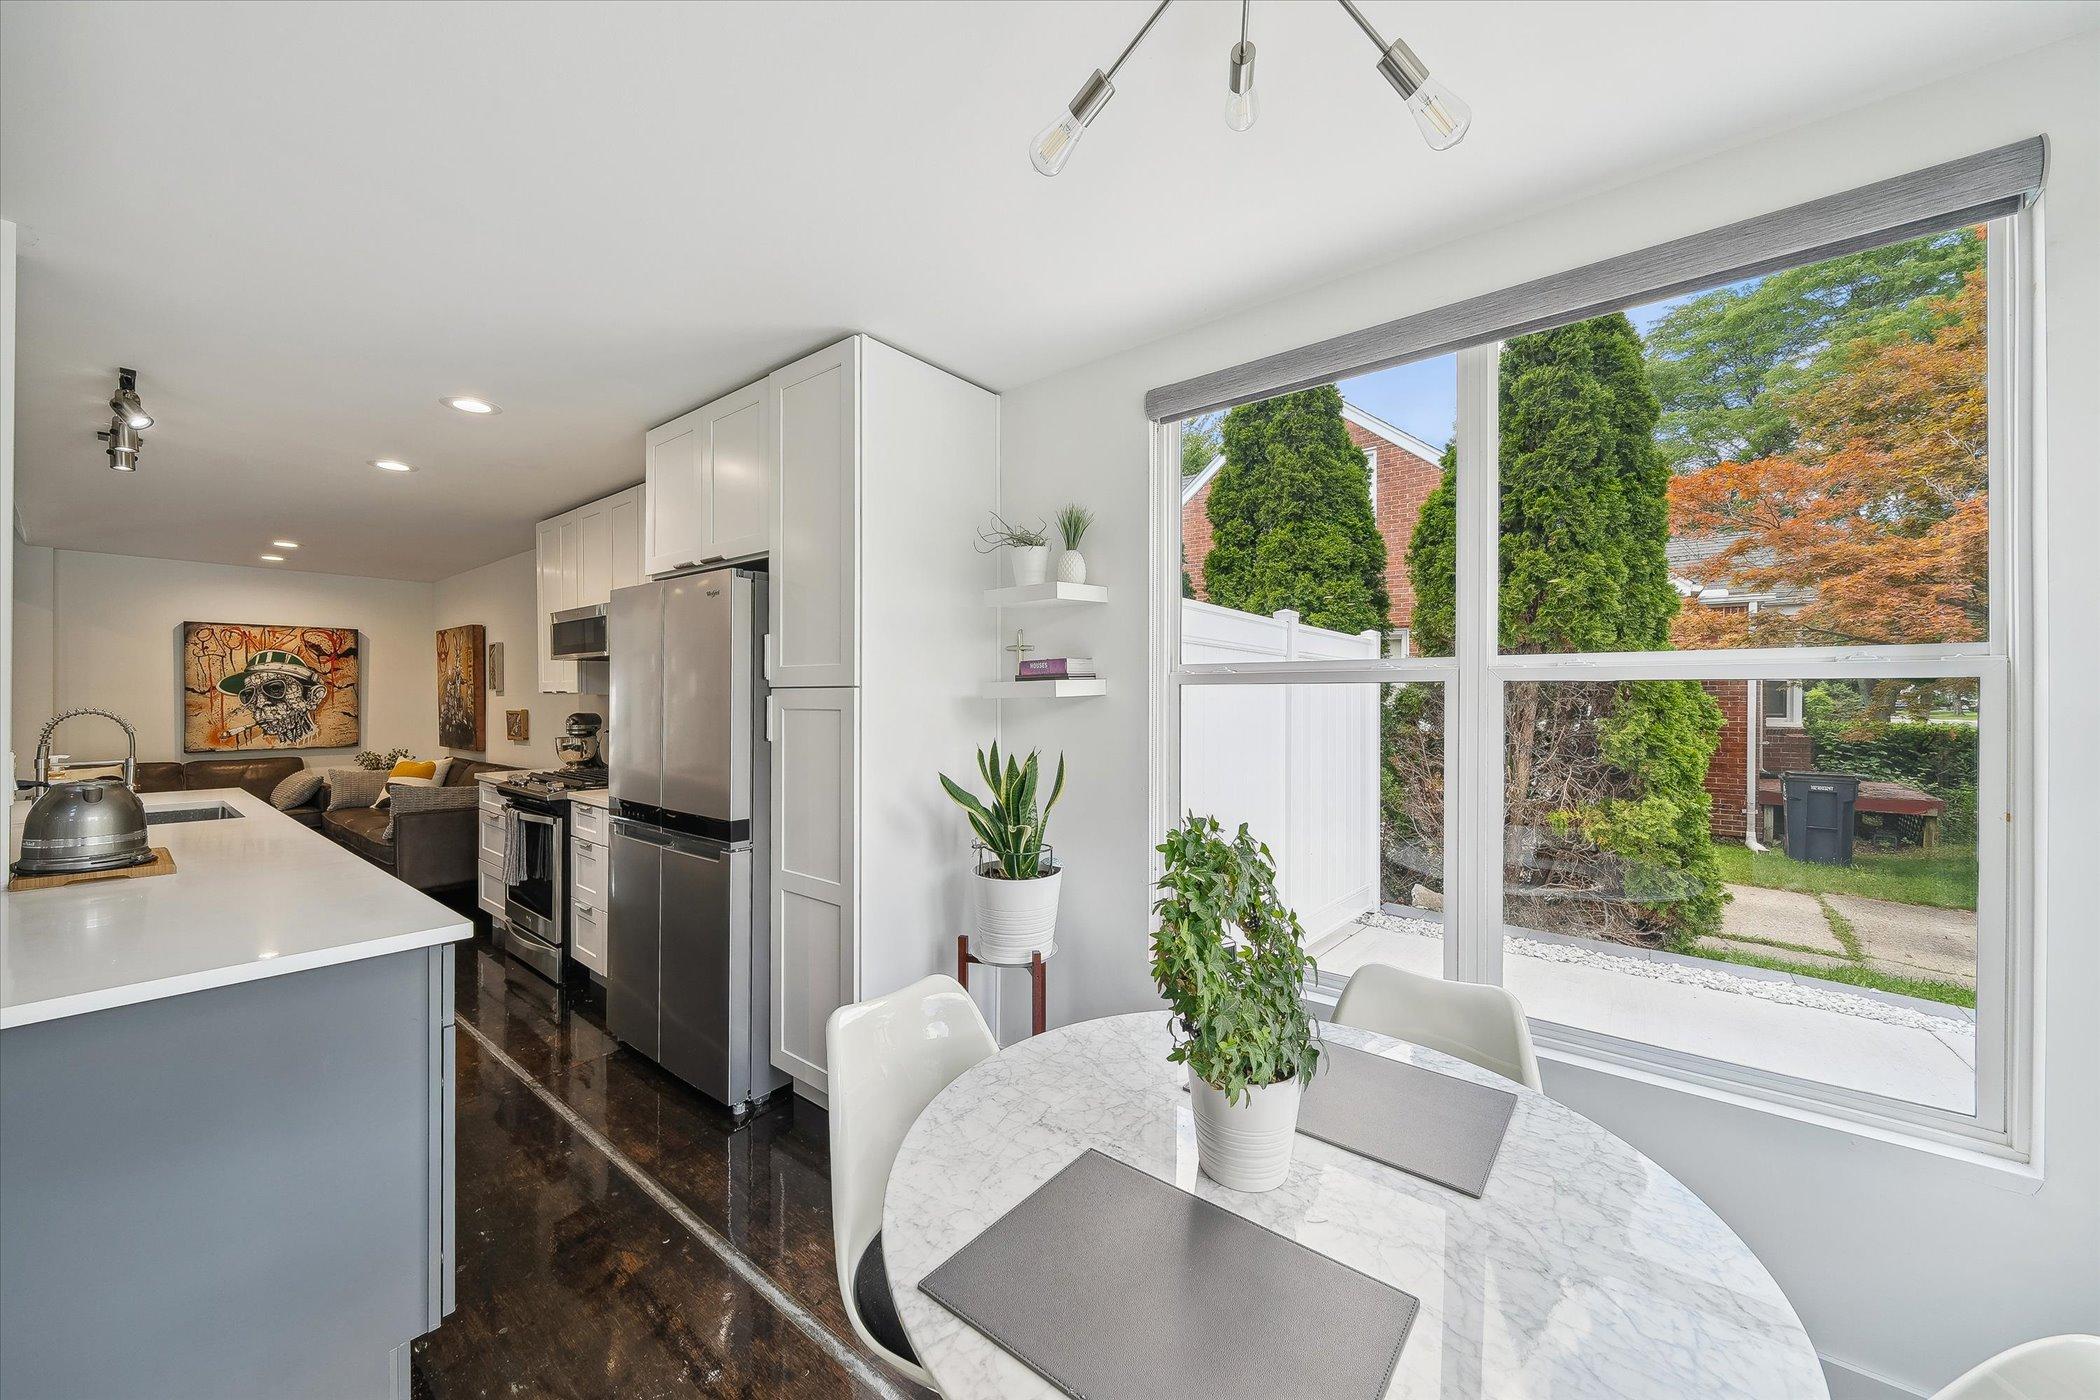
(606, 566, 787, 1113)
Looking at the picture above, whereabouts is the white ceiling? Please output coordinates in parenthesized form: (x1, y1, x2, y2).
(5, 0, 2095, 581)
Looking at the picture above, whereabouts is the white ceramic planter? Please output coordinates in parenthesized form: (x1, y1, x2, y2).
(1009, 545, 1050, 586)
(971, 862, 1061, 962)
(1056, 550, 1088, 585)
(1190, 1073, 1302, 1192)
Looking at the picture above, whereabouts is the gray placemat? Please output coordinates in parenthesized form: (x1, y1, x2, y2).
(1299, 1043, 1518, 1198)
(919, 1150, 1416, 1400)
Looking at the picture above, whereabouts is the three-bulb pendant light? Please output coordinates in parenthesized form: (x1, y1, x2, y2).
(97, 368, 152, 472)
(1031, 0, 1471, 177)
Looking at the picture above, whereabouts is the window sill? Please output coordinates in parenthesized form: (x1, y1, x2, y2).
(1304, 982, 2041, 1192)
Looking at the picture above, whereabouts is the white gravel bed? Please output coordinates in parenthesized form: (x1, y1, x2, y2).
(1356, 911, 1972, 1035)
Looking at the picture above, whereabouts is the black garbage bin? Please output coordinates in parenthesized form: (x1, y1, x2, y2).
(1782, 771, 1859, 866)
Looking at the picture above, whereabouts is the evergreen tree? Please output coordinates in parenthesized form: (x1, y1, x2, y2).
(1204, 386, 1389, 637)
(1398, 315, 1724, 944)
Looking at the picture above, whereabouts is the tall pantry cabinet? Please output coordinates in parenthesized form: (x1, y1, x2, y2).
(762, 337, 998, 1097)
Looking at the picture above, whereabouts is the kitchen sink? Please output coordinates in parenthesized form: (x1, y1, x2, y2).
(145, 803, 244, 825)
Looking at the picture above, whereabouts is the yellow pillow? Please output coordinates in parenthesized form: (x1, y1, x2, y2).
(389, 759, 438, 780)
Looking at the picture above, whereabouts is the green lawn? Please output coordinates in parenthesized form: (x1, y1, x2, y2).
(1712, 842, 1977, 912)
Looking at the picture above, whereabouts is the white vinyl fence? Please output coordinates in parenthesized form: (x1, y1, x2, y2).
(1179, 601, 1381, 944)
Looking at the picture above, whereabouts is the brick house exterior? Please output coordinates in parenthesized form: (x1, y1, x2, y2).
(1181, 402, 1444, 645)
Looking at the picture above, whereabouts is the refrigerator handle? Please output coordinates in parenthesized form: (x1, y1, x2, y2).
(765, 694, 776, 745)
(763, 632, 775, 683)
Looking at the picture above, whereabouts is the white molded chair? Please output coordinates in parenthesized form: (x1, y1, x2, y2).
(826, 974, 999, 1383)
(1332, 962, 1544, 1092)
(1931, 1335, 2100, 1400)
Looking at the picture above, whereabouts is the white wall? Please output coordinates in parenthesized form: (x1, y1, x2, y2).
(997, 34, 2100, 1397)
(16, 550, 437, 770)
(432, 548, 605, 773)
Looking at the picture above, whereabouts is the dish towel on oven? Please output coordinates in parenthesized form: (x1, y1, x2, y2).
(502, 806, 529, 884)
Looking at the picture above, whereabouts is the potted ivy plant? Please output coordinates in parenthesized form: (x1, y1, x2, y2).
(939, 743, 1066, 962)
(976, 512, 1053, 587)
(1151, 814, 1321, 1192)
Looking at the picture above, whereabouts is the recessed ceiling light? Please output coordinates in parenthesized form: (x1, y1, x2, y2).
(271, 540, 300, 549)
(441, 396, 500, 415)
(372, 459, 415, 473)
(260, 554, 286, 563)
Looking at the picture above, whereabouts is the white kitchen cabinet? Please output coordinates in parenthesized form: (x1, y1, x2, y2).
(644, 381, 772, 577)
(769, 687, 858, 1089)
(768, 340, 859, 688)
(535, 484, 644, 694)
(570, 900, 606, 976)
(476, 863, 506, 920)
(760, 337, 999, 1095)
(571, 835, 609, 912)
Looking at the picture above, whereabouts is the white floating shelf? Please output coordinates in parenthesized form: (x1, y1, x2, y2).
(982, 581, 1109, 609)
(982, 679, 1108, 700)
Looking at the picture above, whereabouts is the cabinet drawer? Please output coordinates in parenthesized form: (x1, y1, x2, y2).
(571, 802, 608, 844)
(478, 810, 506, 866)
(571, 836, 609, 911)
(479, 784, 506, 815)
(571, 900, 605, 975)
(476, 863, 505, 918)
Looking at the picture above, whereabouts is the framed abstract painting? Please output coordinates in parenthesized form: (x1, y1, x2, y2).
(437, 624, 487, 751)
(183, 622, 362, 752)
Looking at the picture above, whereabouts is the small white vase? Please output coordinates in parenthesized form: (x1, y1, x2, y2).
(1056, 550, 1088, 585)
(1191, 1074, 1302, 1192)
(1009, 545, 1050, 586)
(970, 862, 1061, 962)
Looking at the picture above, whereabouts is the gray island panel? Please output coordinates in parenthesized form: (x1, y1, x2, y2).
(0, 945, 452, 1400)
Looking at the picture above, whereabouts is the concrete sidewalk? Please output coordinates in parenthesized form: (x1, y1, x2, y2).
(1312, 912, 1975, 1113)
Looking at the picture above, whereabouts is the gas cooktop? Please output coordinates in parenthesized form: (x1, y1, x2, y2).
(496, 767, 608, 798)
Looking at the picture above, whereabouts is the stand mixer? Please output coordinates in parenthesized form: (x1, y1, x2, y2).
(554, 712, 603, 772)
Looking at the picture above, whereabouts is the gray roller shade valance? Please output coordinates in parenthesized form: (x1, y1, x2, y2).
(1146, 136, 2046, 423)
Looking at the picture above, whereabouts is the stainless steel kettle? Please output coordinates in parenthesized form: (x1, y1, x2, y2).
(14, 709, 153, 876)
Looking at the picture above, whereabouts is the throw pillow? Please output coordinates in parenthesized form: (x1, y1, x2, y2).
(323, 766, 390, 811)
(270, 768, 326, 811)
(372, 757, 455, 807)
(381, 782, 479, 840)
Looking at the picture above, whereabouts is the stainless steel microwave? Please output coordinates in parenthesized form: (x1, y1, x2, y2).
(549, 603, 609, 660)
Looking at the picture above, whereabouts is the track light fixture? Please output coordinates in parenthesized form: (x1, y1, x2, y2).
(1031, 1, 1468, 176)
(97, 368, 151, 471)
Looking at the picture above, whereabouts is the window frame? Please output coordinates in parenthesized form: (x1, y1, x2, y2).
(1149, 209, 2037, 1160)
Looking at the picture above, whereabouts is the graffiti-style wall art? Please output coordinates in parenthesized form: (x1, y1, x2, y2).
(183, 622, 361, 752)
(437, 623, 487, 751)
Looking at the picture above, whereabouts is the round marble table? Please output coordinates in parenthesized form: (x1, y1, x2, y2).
(884, 1012, 1826, 1400)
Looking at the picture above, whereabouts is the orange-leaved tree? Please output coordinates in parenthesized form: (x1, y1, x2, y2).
(1667, 266, 1987, 649)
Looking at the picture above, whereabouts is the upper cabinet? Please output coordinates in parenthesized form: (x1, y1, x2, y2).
(645, 382, 772, 577)
(536, 484, 645, 695)
(768, 339, 860, 689)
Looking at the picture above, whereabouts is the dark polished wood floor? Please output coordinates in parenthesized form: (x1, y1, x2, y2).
(412, 929, 919, 1399)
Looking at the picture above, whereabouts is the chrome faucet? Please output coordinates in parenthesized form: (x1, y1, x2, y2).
(30, 708, 140, 793)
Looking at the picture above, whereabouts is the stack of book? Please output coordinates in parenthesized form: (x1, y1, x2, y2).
(1016, 656, 1097, 681)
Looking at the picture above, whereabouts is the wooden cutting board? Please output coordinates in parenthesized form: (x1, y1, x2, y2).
(8, 847, 177, 891)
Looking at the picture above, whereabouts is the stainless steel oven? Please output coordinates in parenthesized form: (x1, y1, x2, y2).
(549, 603, 609, 661)
(498, 792, 567, 982)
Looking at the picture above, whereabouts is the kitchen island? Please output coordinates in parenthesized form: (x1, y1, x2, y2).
(1, 787, 470, 1399)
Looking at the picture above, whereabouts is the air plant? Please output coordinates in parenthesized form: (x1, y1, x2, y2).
(974, 511, 1050, 552)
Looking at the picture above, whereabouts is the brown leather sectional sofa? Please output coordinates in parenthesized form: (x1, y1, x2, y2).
(135, 755, 501, 892)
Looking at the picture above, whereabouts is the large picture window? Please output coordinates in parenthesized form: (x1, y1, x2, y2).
(1158, 201, 2031, 1149)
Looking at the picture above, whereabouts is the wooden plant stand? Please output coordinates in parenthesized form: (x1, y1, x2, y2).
(956, 935, 1048, 1038)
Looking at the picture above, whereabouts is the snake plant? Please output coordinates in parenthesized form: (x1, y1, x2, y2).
(939, 743, 1066, 880)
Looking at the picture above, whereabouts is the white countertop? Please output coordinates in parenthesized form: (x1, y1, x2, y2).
(3, 788, 471, 1030)
(887, 1012, 1827, 1400)
(568, 788, 611, 808)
